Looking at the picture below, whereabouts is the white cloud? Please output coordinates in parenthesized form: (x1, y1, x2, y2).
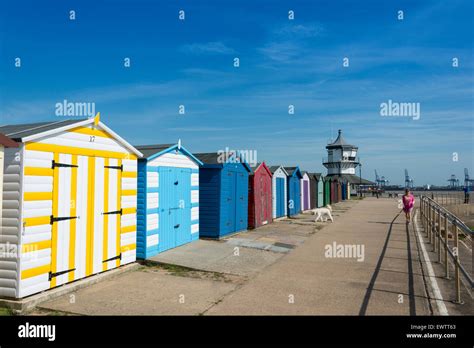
(275, 23, 325, 39)
(180, 41, 235, 55)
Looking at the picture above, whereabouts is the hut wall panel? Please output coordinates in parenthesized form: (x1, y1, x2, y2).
(219, 165, 248, 235)
(248, 177, 255, 228)
(0, 147, 3, 224)
(317, 180, 324, 207)
(287, 175, 301, 216)
(271, 168, 287, 218)
(35, 130, 130, 154)
(198, 168, 221, 238)
(148, 152, 198, 169)
(191, 189, 199, 203)
(191, 173, 199, 186)
(23, 150, 53, 168)
(137, 148, 199, 258)
(248, 164, 272, 229)
(19, 274, 50, 298)
(300, 174, 311, 211)
(7, 123, 139, 298)
(309, 177, 317, 209)
(0, 147, 22, 297)
(136, 160, 147, 259)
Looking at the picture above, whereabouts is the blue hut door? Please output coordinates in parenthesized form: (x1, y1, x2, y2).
(175, 168, 191, 247)
(222, 171, 236, 235)
(276, 178, 285, 217)
(291, 177, 301, 214)
(158, 167, 192, 252)
(235, 172, 247, 231)
(158, 167, 175, 252)
(288, 177, 296, 216)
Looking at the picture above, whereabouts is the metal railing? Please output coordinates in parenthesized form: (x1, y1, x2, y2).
(429, 192, 473, 205)
(420, 196, 473, 304)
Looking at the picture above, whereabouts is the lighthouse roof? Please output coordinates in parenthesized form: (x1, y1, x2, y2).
(326, 130, 358, 149)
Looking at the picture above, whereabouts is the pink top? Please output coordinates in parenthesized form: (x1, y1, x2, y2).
(403, 194, 415, 209)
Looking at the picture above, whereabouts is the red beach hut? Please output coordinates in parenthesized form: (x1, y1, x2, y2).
(248, 162, 273, 229)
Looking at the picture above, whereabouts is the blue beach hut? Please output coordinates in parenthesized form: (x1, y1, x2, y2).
(341, 181, 347, 200)
(316, 174, 324, 207)
(195, 152, 252, 238)
(284, 167, 303, 216)
(269, 165, 288, 219)
(135, 142, 203, 258)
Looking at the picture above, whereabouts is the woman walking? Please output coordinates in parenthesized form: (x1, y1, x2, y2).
(402, 189, 415, 223)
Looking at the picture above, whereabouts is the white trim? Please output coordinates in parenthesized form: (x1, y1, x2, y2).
(98, 122, 143, 157)
(19, 119, 143, 158)
(272, 165, 289, 177)
(414, 210, 449, 316)
(17, 144, 25, 298)
(21, 119, 91, 142)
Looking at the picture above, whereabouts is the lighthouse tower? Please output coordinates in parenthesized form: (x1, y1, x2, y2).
(323, 130, 359, 176)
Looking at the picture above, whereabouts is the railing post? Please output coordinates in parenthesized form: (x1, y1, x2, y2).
(420, 198, 424, 228)
(429, 203, 433, 242)
(437, 208, 441, 262)
(424, 199, 428, 234)
(433, 207, 437, 252)
(427, 202, 431, 240)
(453, 223, 461, 303)
(422, 199, 426, 231)
(444, 212, 449, 279)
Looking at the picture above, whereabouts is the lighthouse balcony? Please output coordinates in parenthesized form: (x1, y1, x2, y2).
(323, 157, 359, 165)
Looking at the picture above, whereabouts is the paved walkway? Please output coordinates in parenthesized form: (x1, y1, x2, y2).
(38, 197, 449, 315)
(207, 197, 432, 315)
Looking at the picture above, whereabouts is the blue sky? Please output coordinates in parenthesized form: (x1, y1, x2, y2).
(1, 0, 473, 185)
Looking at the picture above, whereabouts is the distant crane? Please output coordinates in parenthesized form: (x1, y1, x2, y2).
(375, 170, 389, 187)
(447, 174, 459, 189)
(464, 168, 474, 189)
(381, 175, 389, 187)
(404, 169, 414, 189)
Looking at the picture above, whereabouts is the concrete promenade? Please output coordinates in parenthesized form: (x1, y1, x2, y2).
(34, 197, 471, 315)
(207, 197, 432, 315)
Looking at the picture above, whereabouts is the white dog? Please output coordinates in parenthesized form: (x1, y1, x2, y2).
(311, 205, 334, 222)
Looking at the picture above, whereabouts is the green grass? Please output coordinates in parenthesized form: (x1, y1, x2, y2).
(140, 261, 237, 283)
(0, 307, 14, 316)
(140, 261, 196, 276)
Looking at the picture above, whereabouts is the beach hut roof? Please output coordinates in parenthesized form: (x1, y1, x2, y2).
(0, 115, 143, 157)
(194, 152, 252, 172)
(0, 119, 86, 141)
(134, 144, 175, 158)
(284, 166, 303, 178)
(0, 133, 19, 147)
(268, 165, 289, 176)
(308, 172, 323, 181)
(250, 162, 272, 177)
(135, 143, 203, 165)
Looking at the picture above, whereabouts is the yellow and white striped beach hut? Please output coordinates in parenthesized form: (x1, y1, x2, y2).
(0, 114, 142, 298)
